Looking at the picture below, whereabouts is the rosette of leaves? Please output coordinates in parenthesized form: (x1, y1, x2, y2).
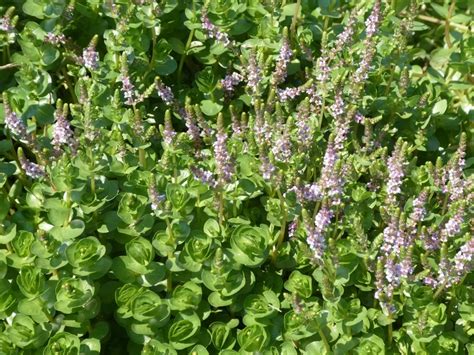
(177, 231, 214, 272)
(65, 236, 112, 278)
(237, 324, 269, 352)
(7, 230, 35, 268)
(54, 278, 96, 316)
(167, 311, 201, 350)
(229, 225, 270, 267)
(4, 314, 50, 350)
(42, 332, 80, 355)
(170, 281, 202, 311)
(113, 237, 165, 286)
(210, 319, 239, 351)
(243, 290, 280, 326)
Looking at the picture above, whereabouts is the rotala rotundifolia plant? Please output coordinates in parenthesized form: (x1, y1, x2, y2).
(0, 0, 472, 353)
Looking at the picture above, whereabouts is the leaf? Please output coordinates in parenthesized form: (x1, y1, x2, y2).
(432, 99, 447, 115)
(49, 220, 85, 242)
(200, 100, 223, 116)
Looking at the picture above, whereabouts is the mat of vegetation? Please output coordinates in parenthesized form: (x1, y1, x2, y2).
(0, 0, 473, 354)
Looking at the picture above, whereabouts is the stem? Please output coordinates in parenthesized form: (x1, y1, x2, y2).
(61, 67, 78, 103)
(417, 14, 471, 32)
(387, 320, 393, 347)
(272, 189, 287, 264)
(165, 217, 174, 293)
(434, 281, 447, 300)
(318, 328, 331, 353)
(218, 189, 225, 227)
(177, 28, 195, 86)
(139, 148, 146, 169)
(0, 63, 19, 70)
(88, 146, 95, 195)
(445, 0, 457, 48)
(290, 0, 301, 40)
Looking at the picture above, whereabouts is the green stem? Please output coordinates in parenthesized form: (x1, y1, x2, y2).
(387, 320, 393, 347)
(139, 148, 146, 169)
(62, 67, 78, 103)
(290, 0, 301, 40)
(177, 28, 195, 86)
(272, 189, 287, 264)
(318, 328, 331, 353)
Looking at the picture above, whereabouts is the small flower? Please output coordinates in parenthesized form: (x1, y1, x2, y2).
(52, 103, 77, 155)
(162, 110, 176, 146)
(0, 7, 15, 33)
(213, 114, 234, 183)
(316, 56, 330, 83)
(201, 10, 231, 47)
(453, 238, 474, 282)
(4, 100, 29, 141)
(149, 183, 165, 211)
(272, 37, 292, 85)
(221, 72, 243, 95)
(260, 155, 276, 181)
(277, 87, 302, 102)
(365, 0, 382, 38)
(441, 207, 464, 242)
(82, 36, 99, 70)
(155, 78, 175, 106)
(247, 52, 261, 96)
(354, 112, 365, 124)
(333, 10, 358, 54)
(191, 167, 218, 188)
(272, 129, 292, 163)
(307, 206, 334, 263)
(386, 141, 407, 202)
(20, 156, 45, 179)
(44, 32, 66, 46)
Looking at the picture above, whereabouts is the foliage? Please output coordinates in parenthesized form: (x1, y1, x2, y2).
(0, 0, 472, 353)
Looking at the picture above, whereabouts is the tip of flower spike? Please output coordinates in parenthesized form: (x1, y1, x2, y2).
(282, 26, 289, 38)
(89, 34, 99, 47)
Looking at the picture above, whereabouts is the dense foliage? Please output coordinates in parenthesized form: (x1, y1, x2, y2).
(0, 0, 473, 353)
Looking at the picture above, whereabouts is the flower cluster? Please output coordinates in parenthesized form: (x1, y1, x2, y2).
(52, 103, 77, 156)
(82, 36, 99, 70)
(201, 11, 231, 47)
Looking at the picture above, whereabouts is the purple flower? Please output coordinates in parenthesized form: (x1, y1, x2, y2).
(44, 32, 66, 46)
(446, 135, 466, 202)
(277, 87, 302, 102)
(247, 53, 261, 96)
(162, 112, 176, 146)
(52, 105, 76, 155)
(288, 220, 298, 239)
(272, 38, 292, 85)
(155, 79, 175, 106)
(183, 105, 201, 146)
(386, 142, 407, 202)
(272, 129, 292, 163)
(213, 115, 234, 183)
(221, 72, 243, 94)
(365, 0, 382, 38)
(307, 206, 334, 263)
(333, 10, 358, 54)
(354, 112, 365, 124)
(302, 183, 323, 202)
(149, 183, 165, 211)
(453, 238, 474, 281)
(260, 155, 276, 181)
(191, 167, 218, 188)
(201, 11, 231, 47)
(82, 37, 99, 70)
(0, 7, 14, 32)
(316, 56, 330, 83)
(20, 157, 45, 179)
(441, 207, 464, 242)
(4, 100, 29, 141)
(410, 191, 427, 223)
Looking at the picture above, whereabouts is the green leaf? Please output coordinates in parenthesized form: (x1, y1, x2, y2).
(432, 99, 447, 115)
(50, 220, 85, 242)
(284, 271, 313, 299)
(237, 324, 269, 352)
(200, 100, 223, 116)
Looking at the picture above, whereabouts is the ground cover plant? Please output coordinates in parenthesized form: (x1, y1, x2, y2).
(0, 0, 473, 353)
